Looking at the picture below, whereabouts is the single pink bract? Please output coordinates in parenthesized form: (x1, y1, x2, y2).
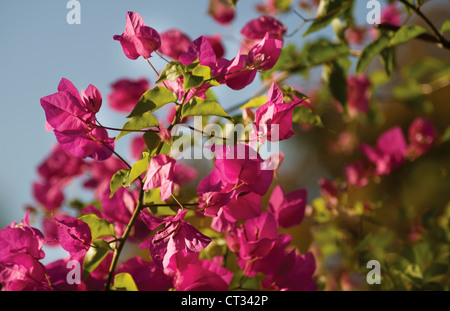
(143, 154, 176, 201)
(113, 11, 161, 60)
(108, 78, 150, 113)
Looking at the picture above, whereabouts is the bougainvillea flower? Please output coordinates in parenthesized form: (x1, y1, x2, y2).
(113, 11, 161, 60)
(143, 154, 176, 201)
(318, 178, 340, 207)
(347, 75, 371, 117)
(108, 78, 150, 113)
(53, 216, 92, 260)
(165, 251, 233, 291)
(139, 209, 211, 268)
(179, 36, 217, 68)
(248, 33, 283, 70)
(117, 257, 173, 291)
(254, 83, 306, 142)
(164, 36, 223, 102)
(235, 233, 317, 290)
(209, 143, 273, 196)
(37, 144, 86, 184)
(208, 0, 235, 25)
(41, 78, 115, 161)
(345, 160, 371, 187)
(360, 126, 407, 176)
(0, 253, 48, 291)
(0, 211, 45, 262)
(44, 258, 88, 291)
(267, 185, 307, 229)
(241, 16, 287, 40)
(224, 52, 258, 90)
(226, 212, 279, 260)
(345, 26, 367, 46)
(173, 162, 198, 185)
(100, 187, 136, 236)
(53, 126, 115, 161)
(381, 3, 403, 26)
(407, 117, 437, 159)
(204, 34, 225, 58)
(197, 144, 273, 230)
(32, 182, 64, 211)
(0, 212, 49, 291)
(198, 182, 234, 217)
(210, 208, 238, 232)
(83, 157, 128, 199)
(255, 0, 279, 15)
(41, 78, 96, 132)
(266, 151, 284, 175)
(130, 135, 147, 160)
(159, 29, 192, 60)
(225, 34, 283, 90)
(261, 251, 317, 291)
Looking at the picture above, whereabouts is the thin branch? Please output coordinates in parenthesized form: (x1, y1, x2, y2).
(399, 0, 450, 49)
(377, 22, 450, 49)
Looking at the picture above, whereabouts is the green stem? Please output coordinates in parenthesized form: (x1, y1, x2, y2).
(105, 185, 145, 291)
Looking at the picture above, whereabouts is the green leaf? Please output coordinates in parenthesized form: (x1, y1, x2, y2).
(204, 89, 218, 102)
(440, 19, 450, 33)
(129, 152, 150, 183)
(379, 47, 395, 76)
(83, 240, 111, 281)
(424, 263, 449, 280)
(143, 131, 162, 156)
(369, 69, 390, 87)
(312, 198, 331, 223)
(79, 214, 115, 240)
(156, 60, 185, 84)
(390, 25, 427, 46)
(393, 82, 432, 113)
(304, 39, 349, 66)
(356, 33, 392, 74)
(292, 106, 323, 127)
(112, 273, 138, 291)
(441, 125, 450, 143)
(228, 269, 264, 290)
(183, 72, 205, 90)
(405, 264, 423, 281)
(116, 113, 159, 140)
(144, 189, 165, 207)
(193, 65, 219, 85)
(304, 0, 352, 36)
(281, 86, 309, 102)
(275, 0, 292, 12)
(324, 57, 351, 110)
(239, 96, 267, 109)
(181, 98, 231, 119)
(110, 169, 130, 198)
(127, 86, 177, 118)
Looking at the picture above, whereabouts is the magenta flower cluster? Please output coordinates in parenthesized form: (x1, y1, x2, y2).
(0, 11, 315, 291)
